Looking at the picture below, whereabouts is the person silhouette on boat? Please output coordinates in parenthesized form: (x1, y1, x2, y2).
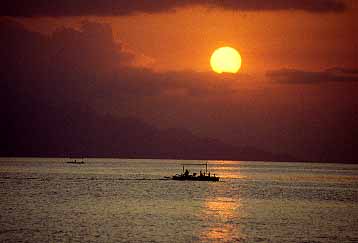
(184, 169, 189, 176)
(200, 170, 203, 177)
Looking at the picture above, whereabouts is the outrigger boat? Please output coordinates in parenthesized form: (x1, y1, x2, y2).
(172, 162, 219, 181)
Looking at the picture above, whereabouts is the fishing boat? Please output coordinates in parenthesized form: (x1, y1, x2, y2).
(66, 158, 85, 164)
(172, 162, 219, 181)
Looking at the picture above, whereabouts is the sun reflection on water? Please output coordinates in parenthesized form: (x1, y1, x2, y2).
(200, 197, 244, 242)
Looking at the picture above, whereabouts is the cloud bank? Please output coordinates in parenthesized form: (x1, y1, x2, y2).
(1, 0, 347, 17)
(267, 68, 358, 84)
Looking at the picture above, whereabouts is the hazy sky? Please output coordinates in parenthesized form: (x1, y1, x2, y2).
(1, 0, 357, 162)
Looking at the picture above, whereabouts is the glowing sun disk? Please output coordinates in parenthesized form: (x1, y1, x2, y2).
(210, 47, 242, 74)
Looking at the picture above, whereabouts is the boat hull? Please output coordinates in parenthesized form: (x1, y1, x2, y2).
(66, 161, 84, 164)
(172, 175, 219, 181)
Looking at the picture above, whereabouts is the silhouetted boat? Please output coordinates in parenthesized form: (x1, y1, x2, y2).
(66, 158, 85, 164)
(172, 162, 219, 181)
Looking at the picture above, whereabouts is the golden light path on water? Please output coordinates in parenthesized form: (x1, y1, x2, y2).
(196, 160, 245, 241)
(201, 197, 243, 241)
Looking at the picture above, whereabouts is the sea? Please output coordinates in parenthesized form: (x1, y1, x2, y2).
(0, 158, 357, 243)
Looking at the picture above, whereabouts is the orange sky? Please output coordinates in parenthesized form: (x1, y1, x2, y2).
(2, 0, 358, 161)
(18, 1, 357, 75)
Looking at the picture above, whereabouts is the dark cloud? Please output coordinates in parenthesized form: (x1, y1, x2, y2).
(1, 20, 357, 163)
(326, 67, 358, 75)
(267, 68, 358, 84)
(0, 18, 243, 104)
(1, 0, 347, 17)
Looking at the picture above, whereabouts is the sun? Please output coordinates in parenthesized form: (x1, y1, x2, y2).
(210, 47, 242, 74)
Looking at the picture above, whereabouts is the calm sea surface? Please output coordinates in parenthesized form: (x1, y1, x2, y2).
(0, 158, 357, 243)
